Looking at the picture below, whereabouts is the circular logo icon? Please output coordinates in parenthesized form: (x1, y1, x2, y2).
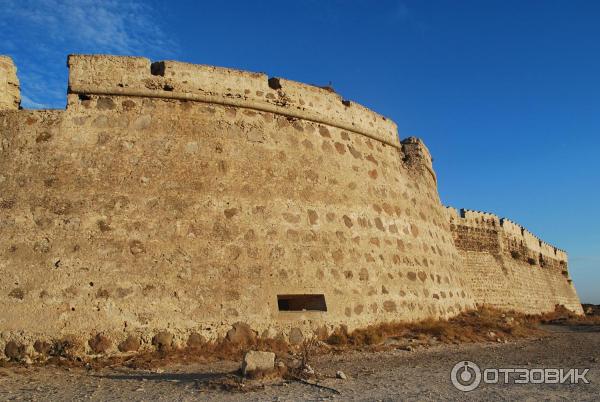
(451, 361, 482, 392)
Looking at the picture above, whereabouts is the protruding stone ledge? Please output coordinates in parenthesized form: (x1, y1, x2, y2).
(0, 56, 20, 110)
(67, 54, 400, 148)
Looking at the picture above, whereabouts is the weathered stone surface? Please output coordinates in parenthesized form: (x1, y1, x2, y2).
(0, 56, 20, 110)
(152, 331, 174, 351)
(241, 350, 275, 376)
(53, 336, 84, 357)
(118, 336, 141, 352)
(4, 341, 26, 360)
(88, 334, 112, 354)
(260, 327, 278, 340)
(187, 332, 206, 348)
(314, 325, 329, 340)
(33, 340, 52, 355)
(288, 328, 304, 345)
(226, 322, 256, 346)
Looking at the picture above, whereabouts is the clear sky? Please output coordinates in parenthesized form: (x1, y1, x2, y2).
(1, 0, 598, 303)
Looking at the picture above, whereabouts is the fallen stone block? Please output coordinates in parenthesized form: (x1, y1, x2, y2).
(241, 350, 275, 377)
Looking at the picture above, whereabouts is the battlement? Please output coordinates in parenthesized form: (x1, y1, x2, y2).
(460, 208, 501, 226)
(66, 54, 399, 147)
(446, 206, 567, 262)
(0, 56, 20, 110)
(446, 205, 580, 314)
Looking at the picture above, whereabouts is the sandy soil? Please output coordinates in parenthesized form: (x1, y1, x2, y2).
(1, 325, 598, 401)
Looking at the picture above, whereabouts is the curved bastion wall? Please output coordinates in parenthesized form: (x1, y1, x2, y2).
(446, 208, 582, 314)
(0, 55, 478, 357)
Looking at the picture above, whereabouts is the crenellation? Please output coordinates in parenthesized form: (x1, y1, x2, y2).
(67, 54, 150, 92)
(459, 209, 501, 226)
(444, 205, 460, 220)
(499, 218, 522, 236)
(449, 211, 568, 263)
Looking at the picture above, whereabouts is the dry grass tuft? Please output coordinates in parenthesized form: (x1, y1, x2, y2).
(538, 304, 600, 326)
(108, 336, 292, 371)
(326, 306, 544, 350)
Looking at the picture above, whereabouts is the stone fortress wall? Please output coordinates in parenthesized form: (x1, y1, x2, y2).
(0, 56, 20, 110)
(446, 208, 582, 314)
(0, 55, 581, 359)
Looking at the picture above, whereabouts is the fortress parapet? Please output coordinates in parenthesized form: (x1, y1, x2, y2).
(446, 207, 567, 262)
(0, 56, 20, 110)
(67, 54, 399, 148)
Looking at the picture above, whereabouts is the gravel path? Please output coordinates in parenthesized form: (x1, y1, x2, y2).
(1, 325, 598, 401)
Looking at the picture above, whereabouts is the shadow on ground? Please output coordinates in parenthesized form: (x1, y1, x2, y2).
(541, 324, 600, 333)
(96, 370, 235, 383)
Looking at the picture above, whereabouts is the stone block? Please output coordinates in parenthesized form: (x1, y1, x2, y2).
(241, 350, 275, 376)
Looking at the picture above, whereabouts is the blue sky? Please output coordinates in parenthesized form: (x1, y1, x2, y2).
(1, 0, 598, 303)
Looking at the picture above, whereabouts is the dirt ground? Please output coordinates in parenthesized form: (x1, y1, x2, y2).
(0, 325, 598, 401)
